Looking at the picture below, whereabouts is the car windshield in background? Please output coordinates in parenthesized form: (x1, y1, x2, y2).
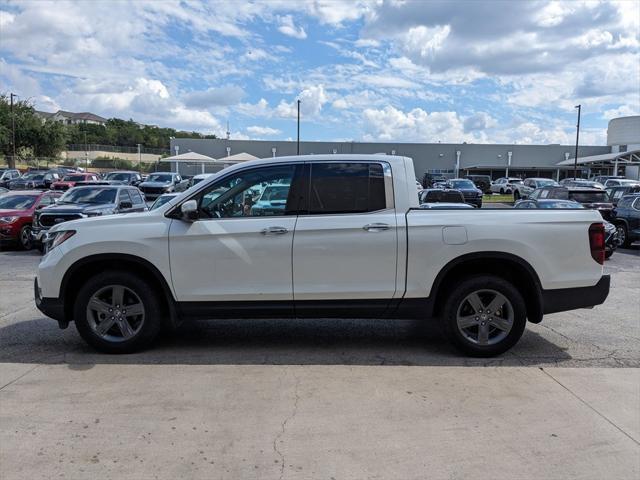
(537, 179, 556, 187)
(62, 175, 87, 182)
(0, 194, 37, 210)
(539, 201, 584, 209)
(147, 174, 173, 182)
(449, 180, 476, 189)
(105, 173, 131, 181)
(59, 188, 117, 204)
(569, 191, 609, 203)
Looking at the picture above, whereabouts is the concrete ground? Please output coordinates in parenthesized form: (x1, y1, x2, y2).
(1, 247, 639, 479)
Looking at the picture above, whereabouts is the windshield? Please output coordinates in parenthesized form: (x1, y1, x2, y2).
(21, 173, 44, 180)
(260, 185, 290, 201)
(569, 191, 609, 203)
(105, 172, 132, 181)
(449, 180, 476, 189)
(536, 179, 557, 187)
(59, 188, 117, 204)
(150, 195, 175, 210)
(147, 174, 173, 182)
(62, 175, 87, 182)
(539, 201, 584, 209)
(0, 195, 37, 210)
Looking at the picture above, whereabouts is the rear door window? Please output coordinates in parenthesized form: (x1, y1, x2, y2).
(129, 189, 145, 205)
(307, 162, 389, 215)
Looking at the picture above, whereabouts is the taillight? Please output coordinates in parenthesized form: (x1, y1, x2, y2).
(589, 223, 605, 265)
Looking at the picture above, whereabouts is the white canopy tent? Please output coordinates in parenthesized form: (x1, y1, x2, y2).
(161, 151, 218, 174)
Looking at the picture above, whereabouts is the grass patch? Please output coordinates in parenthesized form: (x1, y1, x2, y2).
(484, 194, 514, 203)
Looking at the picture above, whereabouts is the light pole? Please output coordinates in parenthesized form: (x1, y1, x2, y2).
(10, 93, 17, 168)
(296, 99, 301, 155)
(137, 143, 142, 173)
(574, 105, 581, 179)
(84, 127, 88, 171)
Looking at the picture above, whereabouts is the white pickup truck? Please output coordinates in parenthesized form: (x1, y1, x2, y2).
(35, 155, 610, 356)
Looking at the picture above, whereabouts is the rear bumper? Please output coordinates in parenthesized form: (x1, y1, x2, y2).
(542, 275, 610, 315)
(34, 277, 65, 322)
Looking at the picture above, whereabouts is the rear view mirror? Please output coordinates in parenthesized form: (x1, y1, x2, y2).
(181, 199, 198, 221)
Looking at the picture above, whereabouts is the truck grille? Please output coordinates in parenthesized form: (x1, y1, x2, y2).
(39, 213, 83, 228)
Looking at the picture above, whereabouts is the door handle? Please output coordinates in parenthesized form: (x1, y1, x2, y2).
(261, 226, 289, 235)
(363, 223, 391, 232)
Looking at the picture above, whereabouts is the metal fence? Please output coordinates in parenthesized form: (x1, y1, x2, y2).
(67, 144, 169, 155)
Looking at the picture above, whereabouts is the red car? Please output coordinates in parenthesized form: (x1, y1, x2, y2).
(0, 190, 62, 249)
(50, 172, 99, 191)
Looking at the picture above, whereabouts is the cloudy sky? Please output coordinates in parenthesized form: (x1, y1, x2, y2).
(1, 0, 638, 145)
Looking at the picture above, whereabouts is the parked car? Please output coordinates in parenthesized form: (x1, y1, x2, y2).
(421, 173, 447, 188)
(464, 175, 492, 194)
(606, 184, 640, 206)
(103, 171, 143, 186)
(138, 172, 182, 200)
(0, 190, 62, 249)
(150, 193, 180, 210)
(250, 183, 291, 215)
(32, 185, 148, 251)
(189, 173, 215, 188)
(512, 178, 558, 200)
(419, 188, 465, 204)
(444, 179, 483, 207)
(514, 198, 619, 258)
(490, 177, 523, 194)
(591, 175, 625, 185)
(610, 193, 640, 248)
(0, 168, 21, 188)
(560, 179, 605, 189)
(35, 154, 609, 357)
(529, 186, 614, 220)
(603, 178, 640, 188)
(9, 170, 61, 190)
(50, 173, 100, 191)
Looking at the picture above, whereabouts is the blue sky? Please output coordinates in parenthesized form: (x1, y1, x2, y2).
(1, 0, 638, 145)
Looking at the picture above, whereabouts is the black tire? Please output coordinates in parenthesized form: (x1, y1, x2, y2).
(73, 271, 163, 353)
(441, 275, 527, 357)
(616, 223, 632, 248)
(513, 190, 520, 201)
(604, 249, 614, 259)
(499, 188, 505, 195)
(18, 225, 33, 250)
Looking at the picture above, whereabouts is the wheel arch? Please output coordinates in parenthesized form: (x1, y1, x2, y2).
(430, 252, 544, 323)
(60, 253, 179, 327)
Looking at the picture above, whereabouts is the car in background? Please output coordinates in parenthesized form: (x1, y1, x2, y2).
(32, 185, 148, 251)
(0, 190, 62, 249)
(250, 183, 290, 215)
(514, 198, 619, 258)
(603, 178, 640, 188)
(445, 179, 483, 207)
(420, 173, 447, 188)
(419, 188, 465, 204)
(50, 172, 100, 191)
(190, 173, 215, 188)
(512, 178, 558, 200)
(610, 193, 640, 248)
(0, 168, 21, 188)
(103, 171, 143, 186)
(463, 175, 492, 193)
(560, 178, 605, 189)
(8, 170, 61, 190)
(0, 187, 9, 195)
(529, 186, 614, 220)
(150, 192, 180, 210)
(138, 172, 182, 200)
(606, 184, 640, 206)
(592, 175, 625, 185)
(490, 177, 523, 194)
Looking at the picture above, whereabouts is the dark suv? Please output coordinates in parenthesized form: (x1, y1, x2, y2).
(32, 185, 148, 251)
(464, 175, 492, 193)
(611, 194, 640, 247)
(138, 172, 182, 200)
(103, 171, 143, 186)
(606, 184, 640, 206)
(9, 170, 61, 190)
(0, 168, 21, 188)
(529, 186, 613, 220)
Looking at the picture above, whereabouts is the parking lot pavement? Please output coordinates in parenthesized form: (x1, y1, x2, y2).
(1, 247, 639, 479)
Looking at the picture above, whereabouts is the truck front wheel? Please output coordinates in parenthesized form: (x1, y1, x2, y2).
(73, 271, 163, 353)
(441, 275, 527, 357)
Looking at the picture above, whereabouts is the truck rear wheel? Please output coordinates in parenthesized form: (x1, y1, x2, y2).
(441, 275, 527, 357)
(73, 271, 163, 353)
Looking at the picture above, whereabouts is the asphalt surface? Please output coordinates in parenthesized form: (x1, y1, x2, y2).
(1, 245, 639, 479)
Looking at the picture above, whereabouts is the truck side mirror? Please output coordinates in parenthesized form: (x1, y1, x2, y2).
(181, 199, 198, 221)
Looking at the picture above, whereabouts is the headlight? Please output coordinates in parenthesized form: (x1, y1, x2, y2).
(0, 216, 19, 224)
(48, 230, 76, 250)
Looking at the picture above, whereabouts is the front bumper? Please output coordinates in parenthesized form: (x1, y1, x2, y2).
(34, 277, 66, 323)
(542, 275, 610, 314)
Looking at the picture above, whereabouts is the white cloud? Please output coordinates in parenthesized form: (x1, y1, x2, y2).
(276, 85, 328, 118)
(246, 126, 282, 136)
(277, 15, 307, 39)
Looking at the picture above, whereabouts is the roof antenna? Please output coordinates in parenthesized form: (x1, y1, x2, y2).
(226, 121, 230, 140)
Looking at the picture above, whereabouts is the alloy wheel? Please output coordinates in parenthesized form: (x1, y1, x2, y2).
(616, 225, 626, 245)
(20, 226, 32, 250)
(86, 285, 145, 342)
(456, 289, 514, 346)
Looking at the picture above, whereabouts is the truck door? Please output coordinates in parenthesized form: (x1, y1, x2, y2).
(292, 161, 398, 309)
